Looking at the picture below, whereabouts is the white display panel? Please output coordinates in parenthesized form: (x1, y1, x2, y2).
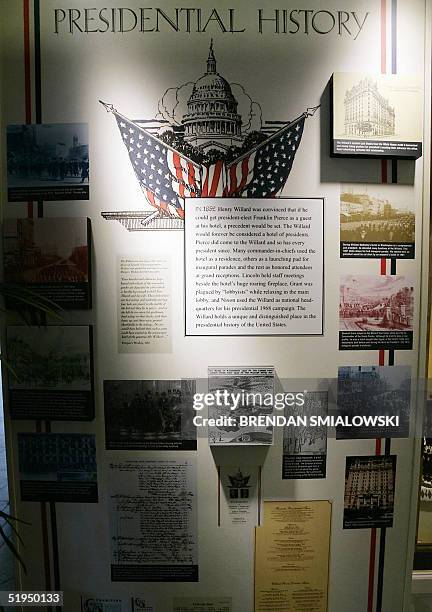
(0, 1, 430, 611)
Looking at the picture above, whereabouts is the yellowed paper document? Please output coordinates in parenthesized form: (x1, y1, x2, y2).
(254, 501, 331, 612)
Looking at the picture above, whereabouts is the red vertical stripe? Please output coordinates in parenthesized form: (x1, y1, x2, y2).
(381, 160, 388, 183)
(239, 157, 251, 191)
(209, 161, 223, 197)
(375, 439, 382, 455)
(173, 152, 185, 198)
(368, 529, 377, 612)
(217, 467, 221, 527)
(381, 0, 387, 74)
(23, 0, 33, 218)
(368, 4, 389, 611)
(23, 0, 31, 122)
(187, 162, 196, 197)
(229, 164, 238, 195)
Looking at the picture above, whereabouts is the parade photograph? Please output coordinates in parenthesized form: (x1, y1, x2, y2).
(336, 365, 411, 439)
(7, 122, 89, 200)
(340, 184, 415, 244)
(7, 326, 92, 392)
(339, 275, 414, 333)
(103, 379, 197, 450)
(3, 217, 89, 285)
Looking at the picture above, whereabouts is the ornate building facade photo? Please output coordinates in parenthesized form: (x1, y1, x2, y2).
(344, 77, 395, 137)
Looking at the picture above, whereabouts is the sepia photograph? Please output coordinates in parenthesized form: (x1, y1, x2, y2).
(282, 391, 327, 479)
(344, 455, 396, 529)
(340, 184, 415, 258)
(7, 123, 89, 200)
(3, 217, 91, 308)
(7, 325, 93, 420)
(336, 366, 411, 439)
(207, 367, 274, 445)
(104, 379, 196, 450)
(18, 433, 98, 502)
(339, 275, 414, 350)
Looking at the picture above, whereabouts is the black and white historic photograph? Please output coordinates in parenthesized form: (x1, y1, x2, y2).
(340, 184, 415, 258)
(336, 366, 411, 439)
(282, 391, 328, 479)
(3, 217, 91, 309)
(7, 326, 94, 421)
(343, 455, 396, 529)
(207, 367, 274, 445)
(7, 123, 89, 201)
(339, 275, 414, 350)
(18, 433, 98, 503)
(332, 72, 423, 158)
(104, 379, 196, 450)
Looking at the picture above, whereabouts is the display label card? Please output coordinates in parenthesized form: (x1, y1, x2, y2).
(185, 198, 324, 336)
(80, 595, 156, 611)
(118, 256, 172, 353)
(218, 465, 261, 526)
(173, 598, 232, 612)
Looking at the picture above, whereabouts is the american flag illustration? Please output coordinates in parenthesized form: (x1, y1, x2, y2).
(102, 102, 313, 219)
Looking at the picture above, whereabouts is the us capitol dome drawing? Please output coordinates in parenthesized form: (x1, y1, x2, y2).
(182, 40, 243, 153)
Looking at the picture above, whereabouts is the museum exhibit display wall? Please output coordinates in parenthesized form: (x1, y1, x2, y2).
(1, 1, 432, 611)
